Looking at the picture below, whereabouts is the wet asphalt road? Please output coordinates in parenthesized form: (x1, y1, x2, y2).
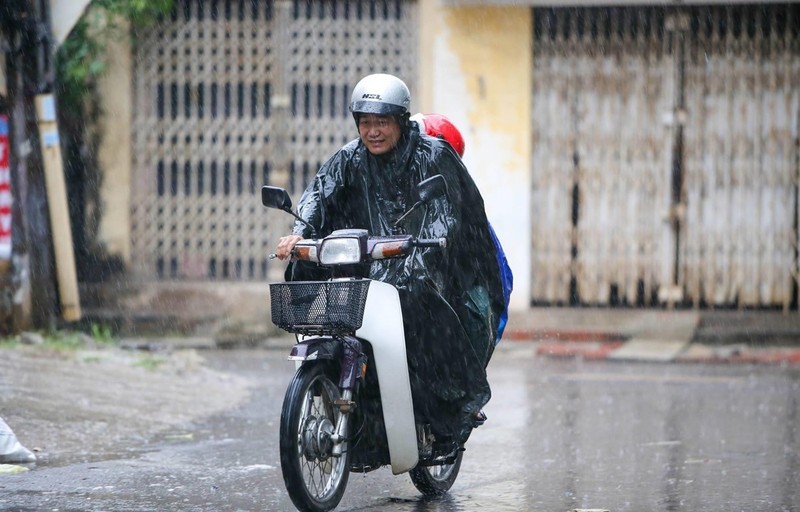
(1, 342, 799, 512)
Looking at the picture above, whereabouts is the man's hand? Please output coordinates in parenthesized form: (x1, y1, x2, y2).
(275, 234, 304, 260)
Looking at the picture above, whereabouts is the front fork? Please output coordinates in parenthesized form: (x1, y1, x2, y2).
(331, 389, 353, 457)
(331, 336, 364, 457)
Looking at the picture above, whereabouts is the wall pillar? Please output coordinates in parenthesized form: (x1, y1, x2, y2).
(97, 30, 132, 265)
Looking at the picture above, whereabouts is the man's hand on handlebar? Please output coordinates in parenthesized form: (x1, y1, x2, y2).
(275, 234, 304, 260)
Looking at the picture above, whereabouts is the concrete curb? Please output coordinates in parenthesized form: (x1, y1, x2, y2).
(112, 309, 800, 366)
(503, 307, 800, 366)
(533, 339, 625, 360)
(505, 329, 627, 343)
(676, 343, 800, 366)
(505, 329, 800, 366)
(117, 335, 295, 352)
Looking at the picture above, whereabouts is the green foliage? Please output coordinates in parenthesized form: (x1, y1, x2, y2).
(134, 354, 166, 370)
(0, 326, 117, 351)
(57, 19, 104, 113)
(0, 335, 20, 348)
(90, 322, 116, 345)
(43, 331, 85, 350)
(94, 0, 175, 19)
(56, 0, 174, 113)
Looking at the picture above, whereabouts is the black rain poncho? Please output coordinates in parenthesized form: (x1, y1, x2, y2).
(286, 123, 504, 444)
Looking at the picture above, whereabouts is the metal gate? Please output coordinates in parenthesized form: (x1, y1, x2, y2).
(532, 7, 674, 306)
(682, 5, 800, 310)
(130, 0, 417, 280)
(531, 5, 800, 308)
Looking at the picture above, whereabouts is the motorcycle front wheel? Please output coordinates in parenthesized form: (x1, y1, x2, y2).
(280, 362, 350, 512)
(409, 450, 463, 496)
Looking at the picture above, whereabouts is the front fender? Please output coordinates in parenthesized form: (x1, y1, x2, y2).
(289, 337, 339, 361)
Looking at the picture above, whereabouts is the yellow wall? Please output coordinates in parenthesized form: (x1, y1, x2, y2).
(96, 32, 132, 264)
(419, 2, 532, 309)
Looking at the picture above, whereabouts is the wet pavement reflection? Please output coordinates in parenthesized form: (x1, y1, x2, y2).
(340, 343, 799, 511)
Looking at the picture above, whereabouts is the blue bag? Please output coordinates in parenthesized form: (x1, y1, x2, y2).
(488, 224, 513, 344)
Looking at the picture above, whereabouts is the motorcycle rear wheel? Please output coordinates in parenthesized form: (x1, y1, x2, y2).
(280, 362, 350, 512)
(409, 450, 463, 496)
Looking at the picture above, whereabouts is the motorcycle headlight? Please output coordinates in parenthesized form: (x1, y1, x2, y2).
(319, 238, 362, 265)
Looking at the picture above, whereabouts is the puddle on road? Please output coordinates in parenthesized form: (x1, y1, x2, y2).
(548, 373, 741, 385)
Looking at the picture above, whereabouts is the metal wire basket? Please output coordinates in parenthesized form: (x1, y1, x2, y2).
(269, 280, 371, 335)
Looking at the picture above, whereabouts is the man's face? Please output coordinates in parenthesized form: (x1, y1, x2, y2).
(358, 114, 401, 155)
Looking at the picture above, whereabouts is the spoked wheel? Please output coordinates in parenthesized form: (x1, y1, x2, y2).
(280, 363, 350, 512)
(409, 450, 463, 496)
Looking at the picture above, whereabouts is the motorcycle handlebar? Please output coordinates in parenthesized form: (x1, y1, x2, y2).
(414, 238, 447, 249)
(269, 236, 446, 263)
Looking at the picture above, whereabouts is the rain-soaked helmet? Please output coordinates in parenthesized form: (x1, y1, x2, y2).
(349, 74, 411, 122)
(410, 113, 466, 157)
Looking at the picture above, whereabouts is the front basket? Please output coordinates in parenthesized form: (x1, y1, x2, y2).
(269, 280, 371, 335)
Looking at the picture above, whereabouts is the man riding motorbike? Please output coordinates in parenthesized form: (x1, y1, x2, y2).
(274, 73, 504, 448)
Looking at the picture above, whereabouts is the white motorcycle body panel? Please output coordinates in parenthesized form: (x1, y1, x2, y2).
(356, 280, 418, 474)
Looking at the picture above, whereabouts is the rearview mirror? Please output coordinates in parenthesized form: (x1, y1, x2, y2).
(262, 186, 292, 211)
(416, 175, 447, 204)
(261, 186, 319, 237)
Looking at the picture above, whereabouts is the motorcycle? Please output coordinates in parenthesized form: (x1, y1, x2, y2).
(263, 175, 468, 512)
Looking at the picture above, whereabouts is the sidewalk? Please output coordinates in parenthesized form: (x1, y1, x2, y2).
(117, 307, 800, 366)
(118, 307, 800, 366)
(504, 307, 800, 366)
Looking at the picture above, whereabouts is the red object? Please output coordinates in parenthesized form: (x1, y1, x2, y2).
(419, 113, 466, 158)
(0, 114, 11, 259)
